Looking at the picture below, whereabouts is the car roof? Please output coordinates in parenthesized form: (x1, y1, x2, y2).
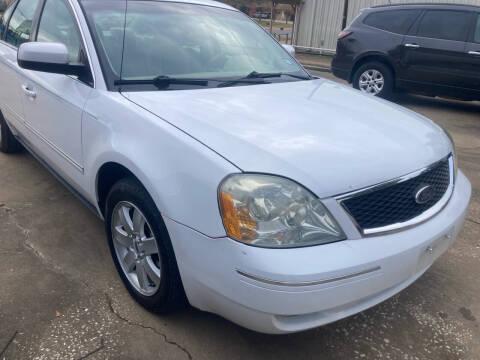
(370, 3, 480, 11)
(161, 0, 236, 10)
(77, 0, 237, 11)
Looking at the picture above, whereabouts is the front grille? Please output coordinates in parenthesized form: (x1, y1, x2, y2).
(341, 157, 451, 231)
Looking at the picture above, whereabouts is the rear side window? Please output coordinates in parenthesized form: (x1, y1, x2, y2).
(0, 2, 16, 37)
(6, 0, 40, 47)
(474, 15, 480, 43)
(417, 10, 471, 42)
(364, 10, 420, 34)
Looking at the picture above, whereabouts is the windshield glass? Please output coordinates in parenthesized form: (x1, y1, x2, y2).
(81, 0, 306, 87)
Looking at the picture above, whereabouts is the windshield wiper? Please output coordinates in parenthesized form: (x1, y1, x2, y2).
(114, 72, 311, 90)
(114, 75, 209, 89)
(216, 78, 268, 88)
(115, 75, 266, 89)
(281, 73, 312, 80)
(216, 71, 311, 88)
(246, 71, 311, 80)
(245, 71, 282, 79)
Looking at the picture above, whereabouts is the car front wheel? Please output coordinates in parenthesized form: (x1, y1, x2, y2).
(105, 177, 186, 313)
(353, 62, 394, 99)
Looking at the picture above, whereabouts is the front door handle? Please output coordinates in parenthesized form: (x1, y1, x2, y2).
(21, 84, 36, 98)
(468, 51, 480, 56)
(405, 43, 420, 48)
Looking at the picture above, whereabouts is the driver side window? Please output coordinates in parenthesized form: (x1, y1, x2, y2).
(36, 0, 83, 64)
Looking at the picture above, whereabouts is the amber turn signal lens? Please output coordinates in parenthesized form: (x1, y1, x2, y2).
(219, 191, 256, 241)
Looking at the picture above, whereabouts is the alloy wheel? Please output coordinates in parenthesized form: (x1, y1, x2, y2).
(359, 69, 384, 95)
(111, 201, 161, 296)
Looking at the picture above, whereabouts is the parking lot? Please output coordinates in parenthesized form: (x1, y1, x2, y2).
(0, 70, 479, 360)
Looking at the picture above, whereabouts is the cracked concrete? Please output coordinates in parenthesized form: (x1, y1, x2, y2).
(0, 70, 479, 359)
(105, 294, 192, 360)
(467, 218, 480, 226)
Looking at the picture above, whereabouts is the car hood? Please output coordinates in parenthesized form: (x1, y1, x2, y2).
(124, 79, 451, 198)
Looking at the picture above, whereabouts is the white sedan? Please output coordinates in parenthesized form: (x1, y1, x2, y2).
(0, 0, 471, 334)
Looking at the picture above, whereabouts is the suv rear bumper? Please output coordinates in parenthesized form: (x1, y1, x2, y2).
(331, 56, 352, 82)
(165, 171, 471, 334)
(332, 66, 351, 82)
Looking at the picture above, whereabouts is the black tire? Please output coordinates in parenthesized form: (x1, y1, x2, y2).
(105, 177, 186, 313)
(353, 61, 394, 99)
(0, 112, 22, 153)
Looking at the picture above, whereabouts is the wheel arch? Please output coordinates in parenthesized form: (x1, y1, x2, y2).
(96, 161, 152, 218)
(350, 53, 396, 83)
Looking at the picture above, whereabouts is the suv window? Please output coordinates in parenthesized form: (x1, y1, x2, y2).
(6, 0, 40, 47)
(364, 10, 420, 35)
(37, 0, 83, 64)
(474, 15, 480, 43)
(417, 10, 471, 42)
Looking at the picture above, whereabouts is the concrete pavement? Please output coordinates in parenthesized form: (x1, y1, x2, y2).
(296, 53, 332, 72)
(0, 71, 479, 359)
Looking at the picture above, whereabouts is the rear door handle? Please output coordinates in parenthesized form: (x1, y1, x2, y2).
(21, 84, 36, 98)
(405, 43, 420, 48)
(468, 51, 480, 56)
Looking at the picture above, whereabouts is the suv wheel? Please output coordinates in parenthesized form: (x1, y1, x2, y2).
(105, 177, 186, 313)
(0, 112, 22, 153)
(353, 62, 393, 98)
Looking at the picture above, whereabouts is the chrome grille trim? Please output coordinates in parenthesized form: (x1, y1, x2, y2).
(335, 155, 454, 237)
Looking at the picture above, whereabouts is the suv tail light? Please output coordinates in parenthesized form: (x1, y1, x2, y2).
(338, 30, 352, 40)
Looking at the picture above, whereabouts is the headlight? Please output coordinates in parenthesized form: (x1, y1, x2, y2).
(218, 174, 346, 248)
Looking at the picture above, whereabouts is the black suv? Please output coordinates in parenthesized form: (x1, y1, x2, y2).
(332, 4, 480, 100)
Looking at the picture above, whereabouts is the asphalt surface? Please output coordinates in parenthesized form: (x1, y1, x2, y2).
(0, 71, 479, 360)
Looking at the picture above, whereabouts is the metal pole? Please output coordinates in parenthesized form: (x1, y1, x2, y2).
(292, 1, 301, 46)
(342, 0, 349, 30)
(290, 4, 296, 45)
(270, 1, 274, 34)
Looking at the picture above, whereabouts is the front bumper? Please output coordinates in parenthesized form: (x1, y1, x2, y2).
(165, 171, 471, 334)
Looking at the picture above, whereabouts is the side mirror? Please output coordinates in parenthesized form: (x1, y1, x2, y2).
(18, 42, 85, 77)
(282, 44, 295, 57)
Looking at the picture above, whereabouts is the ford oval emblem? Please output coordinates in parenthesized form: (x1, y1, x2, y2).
(415, 185, 435, 204)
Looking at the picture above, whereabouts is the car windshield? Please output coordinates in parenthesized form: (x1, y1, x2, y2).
(80, 0, 307, 89)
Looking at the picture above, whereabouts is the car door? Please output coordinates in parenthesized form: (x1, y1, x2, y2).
(399, 9, 472, 92)
(464, 13, 480, 97)
(0, 0, 40, 130)
(21, 0, 93, 176)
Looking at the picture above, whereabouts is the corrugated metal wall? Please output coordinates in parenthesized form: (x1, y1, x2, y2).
(294, 0, 480, 52)
(294, 0, 345, 51)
